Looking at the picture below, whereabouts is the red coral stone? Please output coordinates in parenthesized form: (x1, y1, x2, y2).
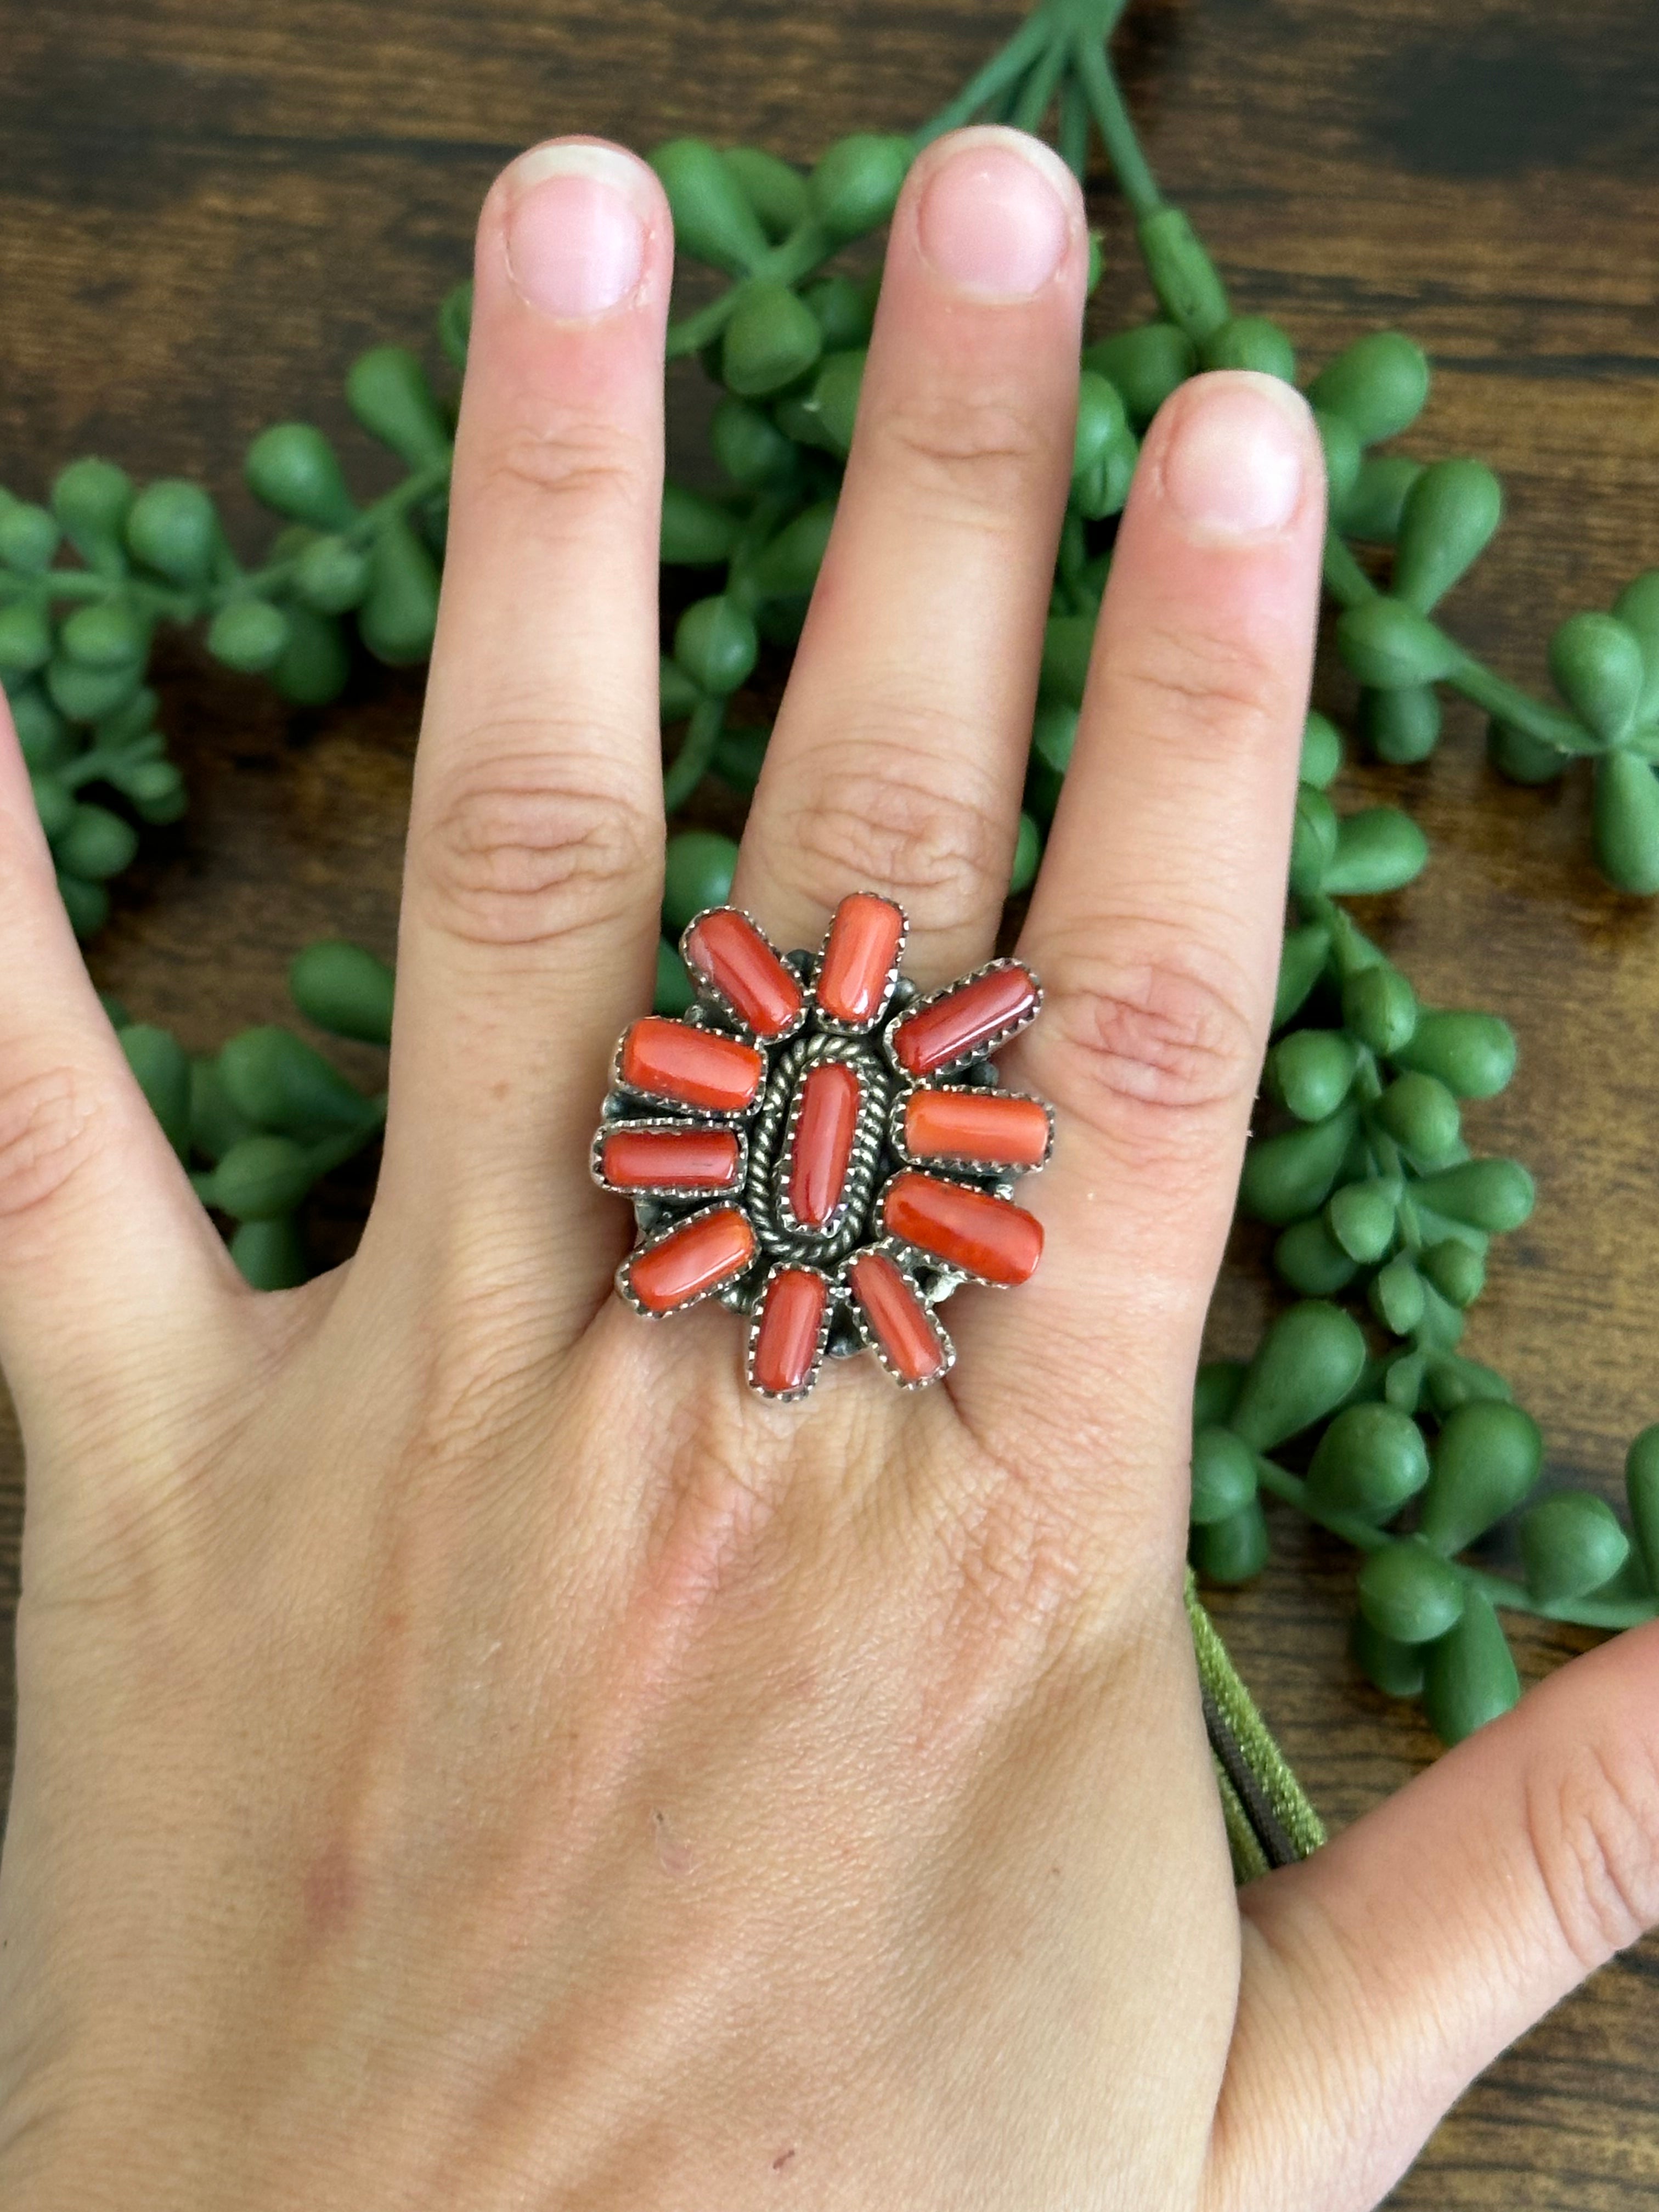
(881, 1171, 1043, 1286)
(600, 1126, 742, 1192)
(903, 1087, 1050, 1169)
(890, 963, 1039, 1077)
(752, 1267, 828, 1393)
(788, 1061, 861, 1228)
(620, 1017, 764, 1114)
(627, 1207, 755, 1312)
(682, 907, 804, 1040)
(815, 893, 905, 1026)
(845, 1249, 947, 1383)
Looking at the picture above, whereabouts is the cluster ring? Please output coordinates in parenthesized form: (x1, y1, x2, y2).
(591, 892, 1052, 1401)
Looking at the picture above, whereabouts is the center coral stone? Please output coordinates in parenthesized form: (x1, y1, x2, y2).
(788, 1060, 862, 1228)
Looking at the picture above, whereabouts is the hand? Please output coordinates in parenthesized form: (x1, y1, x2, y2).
(1, 126, 1655, 2212)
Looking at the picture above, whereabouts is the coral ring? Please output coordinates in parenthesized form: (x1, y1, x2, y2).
(591, 893, 1052, 1402)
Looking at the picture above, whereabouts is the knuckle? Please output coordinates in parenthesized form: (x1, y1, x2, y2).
(936, 1457, 1100, 1652)
(417, 741, 659, 952)
(777, 721, 1008, 935)
(1525, 1735, 1659, 1972)
(411, 1321, 547, 1485)
(474, 417, 652, 533)
(1110, 617, 1290, 759)
(0, 1064, 106, 1227)
(872, 387, 1052, 531)
(919, 1452, 1175, 1746)
(1040, 917, 1263, 1155)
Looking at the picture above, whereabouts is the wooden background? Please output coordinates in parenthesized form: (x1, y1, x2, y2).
(2, 0, 1657, 2198)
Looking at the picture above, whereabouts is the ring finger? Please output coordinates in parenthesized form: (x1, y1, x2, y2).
(731, 126, 1088, 988)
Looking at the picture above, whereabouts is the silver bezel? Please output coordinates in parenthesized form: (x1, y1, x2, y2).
(590, 1115, 749, 1203)
(679, 905, 809, 1044)
(744, 1261, 837, 1402)
(609, 1015, 765, 1124)
(872, 1168, 1035, 1291)
(808, 894, 910, 1036)
(882, 955, 1043, 1083)
(885, 1083, 1056, 1178)
(743, 1031, 893, 1266)
(839, 1242, 956, 1389)
(614, 1200, 760, 1320)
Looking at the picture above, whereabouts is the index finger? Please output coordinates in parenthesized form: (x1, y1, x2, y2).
(0, 693, 239, 1450)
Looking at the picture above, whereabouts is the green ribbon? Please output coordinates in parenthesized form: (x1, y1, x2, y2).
(1186, 1570, 1325, 1883)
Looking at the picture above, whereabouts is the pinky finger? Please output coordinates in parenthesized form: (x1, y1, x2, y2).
(0, 696, 239, 1452)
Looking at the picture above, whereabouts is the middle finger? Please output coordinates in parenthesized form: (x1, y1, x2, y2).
(732, 126, 1088, 985)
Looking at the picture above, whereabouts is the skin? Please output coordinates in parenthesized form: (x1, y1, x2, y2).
(0, 125, 1656, 2212)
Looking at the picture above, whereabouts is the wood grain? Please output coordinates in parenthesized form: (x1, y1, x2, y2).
(1, 0, 1656, 2199)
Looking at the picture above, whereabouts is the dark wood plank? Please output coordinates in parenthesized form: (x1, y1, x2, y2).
(2, 0, 1656, 2199)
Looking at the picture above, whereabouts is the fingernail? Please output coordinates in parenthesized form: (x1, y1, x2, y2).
(916, 131, 1076, 301)
(1160, 374, 1311, 541)
(501, 140, 652, 319)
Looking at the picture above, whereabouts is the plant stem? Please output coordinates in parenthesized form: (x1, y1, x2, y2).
(666, 219, 834, 362)
(1448, 652, 1596, 754)
(1319, 533, 1375, 608)
(1322, 483, 1593, 751)
(1070, 26, 1163, 221)
(663, 0, 1126, 360)
(0, 568, 193, 620)
(664, 694, 727, 812)
(911, 7, 1057, 147)
(307, 1109, 387, 1179)
(1058, 72, 1091, 179)
(1251, 1453, 1658, 1629)
(1012, 36, 1069, 136)
(1, 455, 452, 629)
(239, 456, 450, 600)
(1253, 1452, 1389, 1554)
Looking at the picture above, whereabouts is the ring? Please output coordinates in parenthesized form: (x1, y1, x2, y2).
(592, 893, 1052, 1401)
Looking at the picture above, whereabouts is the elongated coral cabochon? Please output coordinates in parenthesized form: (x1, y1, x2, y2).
(891, 963, 1039, 1076)
(816, 893, 905, 1026)
(846, 1248, 949, 1381)
(682, 907, 804, 1039)
(620, 1016, 764, 1114)
(600, 1125, 742, 1191)
(628, 1207, 756, 1312)
(752, 1267, 829, 1393)
(788, 1060, 862, 1227)
(904, 1087, 1050, 1169)
(882, 1171, 1043, 1286)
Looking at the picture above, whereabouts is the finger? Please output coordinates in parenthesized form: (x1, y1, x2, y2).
(731, 126, 1087, 986)
(1208, 1622, 1659, 2212)
(956, 373, 1325, 1487)
(379, 140, 672, 1312)
(0, 693, 238, 1443)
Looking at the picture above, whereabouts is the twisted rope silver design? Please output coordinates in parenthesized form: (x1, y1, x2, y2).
(743, 1030, 896, 1272)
